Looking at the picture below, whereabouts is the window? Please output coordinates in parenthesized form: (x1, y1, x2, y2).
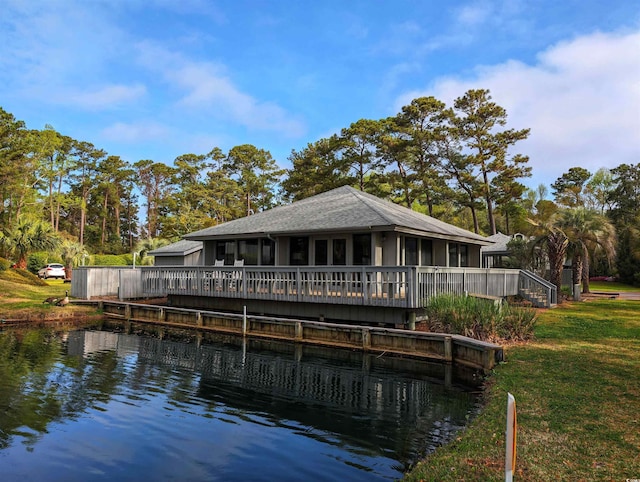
(289, 236, 309, 265)
(216, 240, 236, 265)
(238, 239, 259, 265)
(460, 245, 468, 267)
(333, 238, 346, 265)
(353, 234, 371, 265)
(448, 243, 459, 267)
(315, 239, 328, 265)
(261, 238, 275, 265)
(215, 241, 225, 263)
(420, 239, 433, 266)
(405, 237, 418, 265)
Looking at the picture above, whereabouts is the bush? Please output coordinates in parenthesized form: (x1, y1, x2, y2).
(91, 254, 130, 266)
(121, 253, 134, 265)
(0, 257, 11, 271)
(27, 252, 49, 273)
(424, 294, 537, 343)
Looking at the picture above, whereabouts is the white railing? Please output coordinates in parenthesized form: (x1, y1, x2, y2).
(140, 266, 531, 308)
(519, 270, 558, 307)
(415, 267, 521, 303)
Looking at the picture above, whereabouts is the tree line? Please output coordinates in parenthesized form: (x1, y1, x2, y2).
(0, 88, 638, 289)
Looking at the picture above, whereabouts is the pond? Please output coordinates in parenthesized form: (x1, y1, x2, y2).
(0, 325, 482, 481)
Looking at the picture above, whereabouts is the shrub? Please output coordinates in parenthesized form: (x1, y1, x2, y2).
(424, 294, 537, 343)
(27, 252, 49, 273)
(120, 253, 134, 265)
(91, 254, 129, 266)
(499, 304, 538, 341)
(0, 257, 11, 271)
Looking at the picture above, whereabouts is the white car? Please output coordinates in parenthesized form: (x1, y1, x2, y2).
(38, 263, 66, 279)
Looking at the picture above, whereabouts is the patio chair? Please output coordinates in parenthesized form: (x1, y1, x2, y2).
(213, 259, 225, 290)
(229, 259, 244, 291)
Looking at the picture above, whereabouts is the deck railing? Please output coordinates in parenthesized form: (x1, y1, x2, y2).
(140, 266, 533, 308)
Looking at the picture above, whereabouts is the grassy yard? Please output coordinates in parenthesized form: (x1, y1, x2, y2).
(589, 280, 640, 292)
(0, 270, 94, 320)
(406, 297, 640, 481)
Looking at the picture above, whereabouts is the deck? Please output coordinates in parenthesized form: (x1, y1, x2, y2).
(139, 266, 529, 308)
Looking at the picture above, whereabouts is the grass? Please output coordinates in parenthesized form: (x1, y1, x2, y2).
(0, 270, 95, 320)
(405, 296, 640, 481)
(589, 280, 640, 293)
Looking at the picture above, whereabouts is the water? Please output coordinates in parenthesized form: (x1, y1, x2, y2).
(0, 326, 481, 481)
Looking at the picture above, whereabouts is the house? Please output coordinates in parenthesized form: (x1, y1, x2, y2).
(183, 185, 491, 269)
(481, 232, 527, 268)
(148, 239, 203, 266)
(140, 186, 555, 326)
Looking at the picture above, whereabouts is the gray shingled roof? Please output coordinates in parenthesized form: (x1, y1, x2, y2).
(184, 185, 491, 245)
(481, 232, 512, 254)
(148, 239, 203, 256)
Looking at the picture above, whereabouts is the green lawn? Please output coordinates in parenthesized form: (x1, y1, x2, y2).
(405, 298, 640, 481)
(589, 280, 640, 292)
(0, 270, 91, 319)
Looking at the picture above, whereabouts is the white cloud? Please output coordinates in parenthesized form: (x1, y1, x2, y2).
(136, 42, 306, 138)
(65, 84, 147, 110)
(395, 30, 640, 186)
(102, 121, 170, 143)
(455, 2, 492, 26)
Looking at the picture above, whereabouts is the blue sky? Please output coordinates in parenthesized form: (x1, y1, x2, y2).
(2, 0, 639, 190)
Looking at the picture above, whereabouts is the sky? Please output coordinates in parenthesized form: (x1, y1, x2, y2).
(1, 0, 639, 191)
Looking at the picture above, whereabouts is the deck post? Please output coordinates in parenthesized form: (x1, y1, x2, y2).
(444, 336, 453, 362)
(242, 305, 247, 336)
(362, 328, 371, 350)
(361, 267, 368, 304)
(295, 321, 303, 341)
(407, 312, 416, 331)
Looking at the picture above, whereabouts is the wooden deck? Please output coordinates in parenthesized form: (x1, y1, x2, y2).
(140, 266, 527, 308)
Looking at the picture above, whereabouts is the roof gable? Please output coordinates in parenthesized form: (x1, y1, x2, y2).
(185, 185, 490, 245)
(148, 240, 203, 256)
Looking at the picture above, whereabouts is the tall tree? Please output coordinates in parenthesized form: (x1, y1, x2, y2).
(393, 97, 451, 214)
(585, 168, 615, 213)
(31, 125, 65, 229)
(95, 155, 133, 251)
(551, 167, 591, 208)
(224, 144, 284, 215)
(0, 108, 30, 226)
(67, 141, 105, 246)
(609, 163, 640, 285)
(134, 160, 177, 238)
(339, 119, 384, 192)
(283, 136, 351, 201)
(452, 89, 531, 235)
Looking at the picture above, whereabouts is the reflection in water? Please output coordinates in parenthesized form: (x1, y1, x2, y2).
(0, 327, 481, 481)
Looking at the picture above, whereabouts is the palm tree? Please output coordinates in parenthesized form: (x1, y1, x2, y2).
(134, 237, 170, 266)
(529, 212, 569, 298)
(60, 240, 88, 280)
(558, 208, 616, 294)
(0, 216, 60, 268)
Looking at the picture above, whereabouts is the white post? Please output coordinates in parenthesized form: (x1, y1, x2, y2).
(505, 392, 517, 482)
(242, 305, 247, 336)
